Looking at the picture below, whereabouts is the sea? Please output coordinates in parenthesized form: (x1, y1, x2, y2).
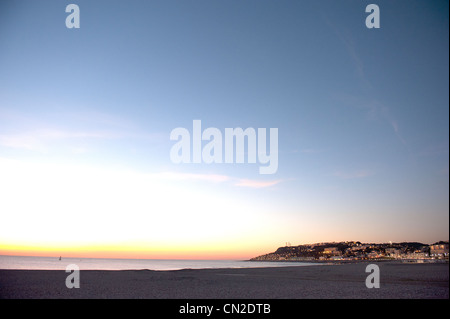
(0, 255, 320, 271)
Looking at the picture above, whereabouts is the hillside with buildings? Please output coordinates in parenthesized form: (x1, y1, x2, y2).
(251, 241, 449, 261)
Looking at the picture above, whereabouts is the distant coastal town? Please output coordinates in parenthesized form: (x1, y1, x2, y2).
(251, 240, 449, 262)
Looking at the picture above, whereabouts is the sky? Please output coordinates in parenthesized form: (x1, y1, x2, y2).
(0, 0, 448, 259)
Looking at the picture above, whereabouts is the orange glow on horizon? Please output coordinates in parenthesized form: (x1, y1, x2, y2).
(0, 158, 286, 262)
(0, 242, 272, 260)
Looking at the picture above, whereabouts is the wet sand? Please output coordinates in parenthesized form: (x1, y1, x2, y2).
(0, 262, 448, 299)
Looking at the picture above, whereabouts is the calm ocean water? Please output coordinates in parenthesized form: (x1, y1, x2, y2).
(0, 255, 319, 271)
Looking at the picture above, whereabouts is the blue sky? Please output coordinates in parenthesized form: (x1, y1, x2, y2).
(0, 0, 448, 258)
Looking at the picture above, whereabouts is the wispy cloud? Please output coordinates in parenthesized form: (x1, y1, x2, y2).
(0, 108, 166, 152)
(325, 18, 371, 90)
(69, 146, 90, 155)
(333, 170, 374, 180)
(0, 134, 42, 151)
(334, 93, 407, 146)
(235, 179, 282, 188)
(301, 148, 324, 154)
(0, 129, 118, 151)
(379, 105, 407, 146)
(153, 172, 231, 183)
(154, 171, 282, 189)
(326, 18, 407, 147)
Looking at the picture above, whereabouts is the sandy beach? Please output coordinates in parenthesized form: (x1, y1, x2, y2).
(0, 262, 448, 299)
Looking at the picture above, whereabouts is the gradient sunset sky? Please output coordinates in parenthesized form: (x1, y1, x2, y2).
(0, 0, 448, 259)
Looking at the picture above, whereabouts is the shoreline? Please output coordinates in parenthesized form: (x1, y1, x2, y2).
(0, 261, 448, 299)
(0, 256, 323, 271)
(0, 258, 445, 272)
